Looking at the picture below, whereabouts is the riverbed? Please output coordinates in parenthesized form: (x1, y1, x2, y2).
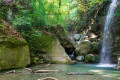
(0, 63, 120, 80)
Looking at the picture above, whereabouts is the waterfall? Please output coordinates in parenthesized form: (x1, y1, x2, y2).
(100, 0, 117, 64)
(70, 51, 75, 60)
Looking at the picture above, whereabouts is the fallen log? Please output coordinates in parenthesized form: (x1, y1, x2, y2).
(0, 70, 23, 75)
(5, 70, 16, 74)
(46, 62, 51, 68)
(25, 68, 32, 72)
(38, 77, 58, 80)
(68, 72, 93, 75)
(34, 70, 61, 73)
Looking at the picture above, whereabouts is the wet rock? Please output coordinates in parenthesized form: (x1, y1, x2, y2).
(75, 41, 92, 56)
(85, 54, 99, 63)
(115, 64, 120, 70)
(91, 42, 100, 54)
(112, 51, 120, 63)
(76, 56, 84, 61)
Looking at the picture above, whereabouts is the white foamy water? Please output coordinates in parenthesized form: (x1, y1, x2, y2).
(97, 64, 116, 68)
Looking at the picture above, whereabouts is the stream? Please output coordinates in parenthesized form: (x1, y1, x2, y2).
(0, 63, 120, 80)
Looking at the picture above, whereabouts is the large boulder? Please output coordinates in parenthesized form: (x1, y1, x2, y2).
(75, 41, 92, 56)
(85, 54, 99, 63)
(29, 31, 72, 64)
(0, 19, 30, 70)
(44, 26, 75, 54)
(60, 34, 75, 49)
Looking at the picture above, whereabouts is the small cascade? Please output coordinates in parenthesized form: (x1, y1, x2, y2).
(69, 51, 75, 60)
(100, 0, 118, 64)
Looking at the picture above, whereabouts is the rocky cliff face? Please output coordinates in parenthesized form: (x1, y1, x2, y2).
(0, 19, 30, 70)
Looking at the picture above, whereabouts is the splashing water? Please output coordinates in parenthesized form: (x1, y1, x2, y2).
(100, 0, 118, 64)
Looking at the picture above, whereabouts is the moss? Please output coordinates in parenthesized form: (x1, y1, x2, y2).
(40, 33, 56, 53)
(0, 30, 30, 70)
(29, 31, 72, 64)
(0, 32, 27, 48)
(0, 44, 30, 70)
(31, 57, 39, 64)
(85, 54, 99, 63)
(29, 32, 56, 53)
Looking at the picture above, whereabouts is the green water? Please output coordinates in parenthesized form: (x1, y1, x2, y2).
(0, 63, 120, 80)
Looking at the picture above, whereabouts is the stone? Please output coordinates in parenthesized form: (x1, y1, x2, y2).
(42, 38, 72, 63)
(91, 42, 100, 54)
(76, 56, 84, 61)
(44, 26, 75, 54)
(115, 64, 120, 70)
(59, 34, 76, 54)
(73, 34, 81, 41)
(0, 19, 30, 70)
(85, 54, 99, 63)
(30, 31, 72, 64)
(62, 35, 75, 49)
(115, 57, 120, 70)
(75, 41, 92, 56)
(79, 34, 87, 42)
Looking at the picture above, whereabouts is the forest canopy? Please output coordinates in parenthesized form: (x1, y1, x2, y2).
(8, 0, 105, 31)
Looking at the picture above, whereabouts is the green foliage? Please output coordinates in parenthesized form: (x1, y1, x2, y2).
(0, 6, 8, 19)
(115, 4, 120, 25)
(30, 0, 69, 27)
(13, 15, 32, 33)
(10, 0, 104, 31)
(66, 0, 104, 31)
(22, 31, 42, 52)
(31, 0, 46, 26)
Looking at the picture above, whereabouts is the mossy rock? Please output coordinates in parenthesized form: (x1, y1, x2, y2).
(0, 20, 30, 70)
(75, 41, 92, 56)
(29, 31, 72, 64)
(0, 37, 30, 70)
(85, 54, 99, 63)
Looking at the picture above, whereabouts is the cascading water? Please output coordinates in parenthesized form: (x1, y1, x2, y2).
(69, 51, 75, 60)
(100, 0, 117, 64)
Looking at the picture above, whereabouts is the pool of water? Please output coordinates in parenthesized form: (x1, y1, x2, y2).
(0, 63, 120, 80)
